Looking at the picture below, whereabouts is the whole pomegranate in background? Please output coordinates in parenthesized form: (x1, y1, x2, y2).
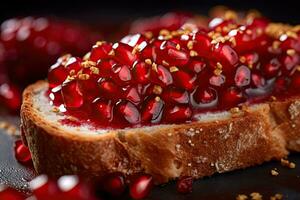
(0, 17, 99, 113)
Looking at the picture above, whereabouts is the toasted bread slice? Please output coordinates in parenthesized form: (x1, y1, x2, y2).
(21, 81, 300, 184)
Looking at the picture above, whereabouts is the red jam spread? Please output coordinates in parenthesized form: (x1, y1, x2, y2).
(47, 11, 300, 129)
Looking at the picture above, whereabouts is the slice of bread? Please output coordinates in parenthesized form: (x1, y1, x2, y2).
(20, 81, 300, 184)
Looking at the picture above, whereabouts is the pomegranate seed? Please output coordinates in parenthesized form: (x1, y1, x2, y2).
(187, 60, 206, 73)
(129, 174, 153, 200)
(235, 65, 251, 87)
(281, 54, 300, 74)
(115, 101, 141, 125)
(240, 52, 259, 69)
(92, 98, 113, 122)
(49, 85, 63, 105)
(57, 175, 95, 200)
(113, 42, 138, 66)
(124, 86, 141, 105)
(209, 74, 226, 87)
(164, 47, 190, 66)
(97, 59, 116, 78)
(212, 44, 239, 68)
(151, 64, 173, 86)
(192, 86, 218, 107)
(251, 73, 266, 88)
(176, 176, 193, 194)
(98, 78, 122, 100)
(29, 175, 60, 200)
(61, 80, 84, 109)
(0, 185, 25, 200)
(222, 87, 244, 108)
(90, 42, 112, 62)
(280, 38, 300, 53)
(132, 62, 151, 84)
(263, 58, 281, 78)
(14, 139, 31, 164)
(172, 69, 197, 91)
(65, 57, 82, 73)
(193, 33, 211, 58)
(112, 64, 132, 86)
(162, 87, 189, 104)
(102, 173, 126, 196)
(48, 62, 68, 88)
(141, 96, 164, 123)
(164, 105, 192, 123)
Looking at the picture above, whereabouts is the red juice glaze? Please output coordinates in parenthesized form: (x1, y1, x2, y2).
(47, 11, 300, 129)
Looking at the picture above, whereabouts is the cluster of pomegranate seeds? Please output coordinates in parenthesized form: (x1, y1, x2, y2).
(48, 10, 300, 129)
(0, 17, 98, 112)
(0, 173, 156, 199)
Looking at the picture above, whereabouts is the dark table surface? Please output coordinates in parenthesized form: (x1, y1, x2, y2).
(1, 120, 300, 200)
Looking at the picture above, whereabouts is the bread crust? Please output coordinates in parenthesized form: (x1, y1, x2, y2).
(21, 81, 300, 184)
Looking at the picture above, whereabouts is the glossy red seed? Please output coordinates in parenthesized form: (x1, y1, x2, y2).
(251, 73, 266, 88)
(65, 57, 82, 73)
(187, 60, 206, 73)
(112, 64, 132, 85)
(162, 87, 189, 104)
(124, 86, 141, 105)
(103, 173, 126, 196)
(113, 43, 138, 66)
(222, 87, 244, 107)
(98, 79, 122, 100)
(164, 105, 192, 122)
(241, 52, 259, 68)
(281, 54, 299, 73)
(263, 58, 281, 78)
(14, 139, 31, 164)
(57, 175, 96, 200)
(29, 175, 60, 200)
(92, 98, 113, 122)
(97, 59, 117, 78)
(172, 70, 197, 91)
(280, 38, 300, 53)
(115, 101, 141, 125)
(48, 62, 69, 88)
(0, 186, 25, 200)
(235, 65, 251, 87)
(193, 33, 211, 58)
(90, 42, 112, 62)
(176, 176, 193, 194)
(61, 80, 84, 109)
(151, 64, 173, 86)
(192, 87, 218, 107)
(213, 44, 239, 68)
(49, 85, 63, 105)
(165, 47, 190, 66)
(132, 62, 151, 84)
(209, 74, 226, 87)
(141, 96, 164, 123)
(121, 34, 147, 47)
(129, 175, 153, 200)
